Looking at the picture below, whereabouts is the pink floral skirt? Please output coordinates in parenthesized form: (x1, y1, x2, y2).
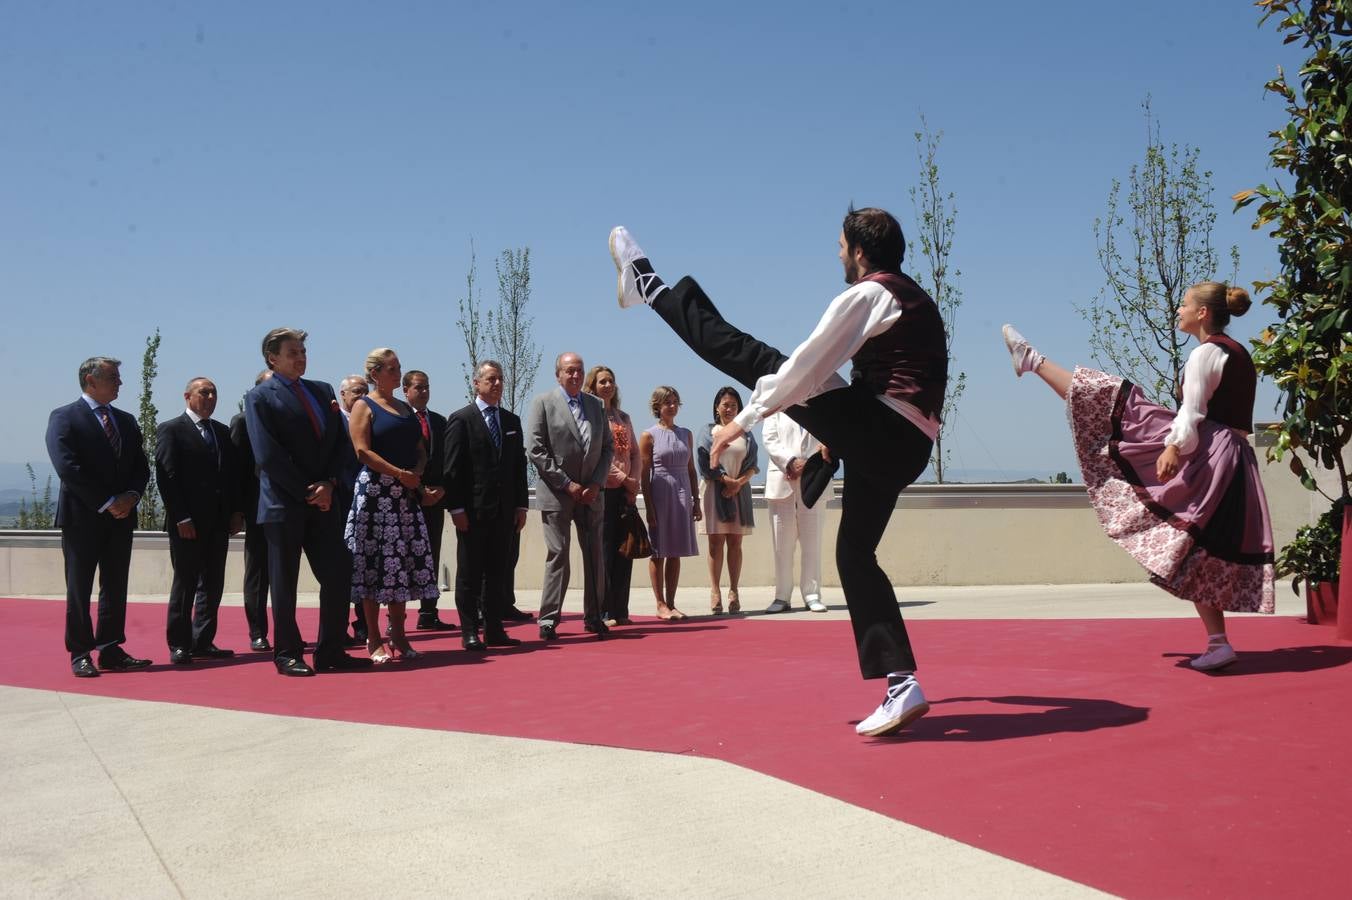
(1068, 368, 1274, 613)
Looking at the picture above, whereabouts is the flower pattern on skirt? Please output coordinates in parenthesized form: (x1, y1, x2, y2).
(345, 469, 441, 605)
(1067, 367, 1274, 614)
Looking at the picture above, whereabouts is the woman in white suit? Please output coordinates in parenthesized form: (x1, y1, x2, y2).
(762, 411, 828, 613)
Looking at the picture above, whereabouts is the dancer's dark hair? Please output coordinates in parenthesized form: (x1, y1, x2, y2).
(843, 206, 905, 272)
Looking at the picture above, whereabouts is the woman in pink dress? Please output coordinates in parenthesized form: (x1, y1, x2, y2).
(584, 365, 641, 626)
(1003, 282, 1274, 670)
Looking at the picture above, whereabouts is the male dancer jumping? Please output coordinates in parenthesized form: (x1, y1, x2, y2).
(609, 207, 947, 736)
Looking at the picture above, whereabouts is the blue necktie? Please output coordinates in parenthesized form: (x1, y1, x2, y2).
(199, 420, 219, 467)
(485, 406, 501, 449)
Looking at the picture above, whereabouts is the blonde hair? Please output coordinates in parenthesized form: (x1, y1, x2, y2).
(584, 365, 620, 410)
(363, 347, 397, 385)
(1190, 282, 1251, 330)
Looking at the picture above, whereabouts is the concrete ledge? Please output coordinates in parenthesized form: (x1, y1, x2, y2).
(0, 460, 1313, 596)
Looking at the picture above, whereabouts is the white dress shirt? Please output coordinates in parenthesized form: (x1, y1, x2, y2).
(731, 279, 940, 440)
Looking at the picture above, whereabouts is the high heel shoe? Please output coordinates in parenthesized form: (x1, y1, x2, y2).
(728, 590, 740, 614)
(367, 641, 393, 665)
(711, 589, 724, 615)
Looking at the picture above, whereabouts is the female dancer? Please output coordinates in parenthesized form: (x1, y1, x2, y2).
(345, 348, 441, 662)
(640, 386, 701, 620)
(1003, 282, 1274, 670)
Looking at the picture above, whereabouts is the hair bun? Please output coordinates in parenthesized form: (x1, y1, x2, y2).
(1226, 286, 1252, 317)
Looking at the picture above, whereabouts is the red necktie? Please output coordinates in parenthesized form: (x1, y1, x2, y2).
(418, 410, 430, 442)
(288, 380, 322, 439)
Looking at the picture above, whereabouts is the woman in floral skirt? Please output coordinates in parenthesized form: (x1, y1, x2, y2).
(1003, 282, 1274, 670)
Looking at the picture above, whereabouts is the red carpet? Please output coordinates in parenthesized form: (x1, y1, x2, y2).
(3, 596, 1349, 898)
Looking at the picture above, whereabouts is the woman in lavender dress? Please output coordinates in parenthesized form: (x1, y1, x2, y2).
(1003, 282, 1274, 671)
(345, 348, 442, 663)
(640, 385, 701, 620)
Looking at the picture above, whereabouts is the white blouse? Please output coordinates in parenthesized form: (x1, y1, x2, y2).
(730, 279, 941, 440)
(1165, 342, 1230, 456)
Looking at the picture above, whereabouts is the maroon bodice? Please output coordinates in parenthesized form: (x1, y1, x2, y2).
(1178, 333, 1256, 433)
(849, 271, 949, 421)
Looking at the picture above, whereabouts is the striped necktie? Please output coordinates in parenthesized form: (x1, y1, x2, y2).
(568, 396, 590, 450)
(96, 406, 122, 457)
(484, 406, 501, 449)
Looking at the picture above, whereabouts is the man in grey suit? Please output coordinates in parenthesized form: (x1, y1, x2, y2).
(526, 352, 614, 641)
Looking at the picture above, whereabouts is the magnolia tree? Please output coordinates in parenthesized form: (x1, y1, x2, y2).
(1237, 0, 1352, 636)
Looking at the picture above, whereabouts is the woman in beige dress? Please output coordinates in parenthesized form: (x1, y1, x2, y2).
(696, 387, 757, 614)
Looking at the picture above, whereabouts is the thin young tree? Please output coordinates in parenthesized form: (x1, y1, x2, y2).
(21, 463, 55, 529)
(490, 247, 543, 416)
(1082, 98, 1239, 406)
(455, 238, 488, 403)
(137, 328, 162, 530)
(909, 117, 966, 482)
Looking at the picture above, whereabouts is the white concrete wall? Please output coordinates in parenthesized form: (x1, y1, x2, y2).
(0, 442, 1314, 596)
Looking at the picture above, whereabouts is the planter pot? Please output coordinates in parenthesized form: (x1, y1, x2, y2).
(1307, 581, 1339, 625)
(1340, 507, 1352, 642)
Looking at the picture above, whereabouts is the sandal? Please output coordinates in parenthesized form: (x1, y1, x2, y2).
(728, 590, 740, 615)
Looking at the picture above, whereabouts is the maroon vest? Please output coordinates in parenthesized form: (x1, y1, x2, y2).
(849, 271, 949, 421)
(1177, 334, 1256, 433)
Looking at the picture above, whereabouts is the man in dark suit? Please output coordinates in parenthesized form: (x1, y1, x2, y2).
(45, 356, 153, 677)
(526, 352, 614, 641)
(244, 327, 371, 676)
(155, 377, 244, 664)
(402, 369, 455, 631)
(445, 360, 528, 650)
(229, 370, 273, 652)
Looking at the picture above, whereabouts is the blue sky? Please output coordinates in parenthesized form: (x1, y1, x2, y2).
(0, 0, 1304, 489)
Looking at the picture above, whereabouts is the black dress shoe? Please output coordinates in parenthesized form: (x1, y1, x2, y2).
(584, 621, 609, 640)
(539, 623, 557, 641)
(98, 647, 152, 672)
(193, 644, 235, 659)
(483, 630, 522, 648)
(417, 616, 458, 631)
(462, 630, 486, 651)
(313, 652, 375, 672)
(275, 655, 315, 677)
(503, 606, 535, 622)
(169, 647, 193, 665)
(71, 656, 100, 678)
(251, 636, 272, 652)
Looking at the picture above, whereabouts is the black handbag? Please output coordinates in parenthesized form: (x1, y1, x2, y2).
(618, 505, 652, 559)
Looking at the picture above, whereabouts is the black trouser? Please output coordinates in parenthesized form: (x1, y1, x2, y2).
(241, 518, 270, 640)
(166, 523, 229, 651)
(418, 504, 446, 619)
(601, 487, 635, 621)
(62, 517, 134, 658)
(263, 504, 350, 662)
(453, 516, 512, 635)
(653, 276, 929, 678)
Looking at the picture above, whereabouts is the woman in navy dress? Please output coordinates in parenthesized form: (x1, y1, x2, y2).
(345, 348, 442, 663)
